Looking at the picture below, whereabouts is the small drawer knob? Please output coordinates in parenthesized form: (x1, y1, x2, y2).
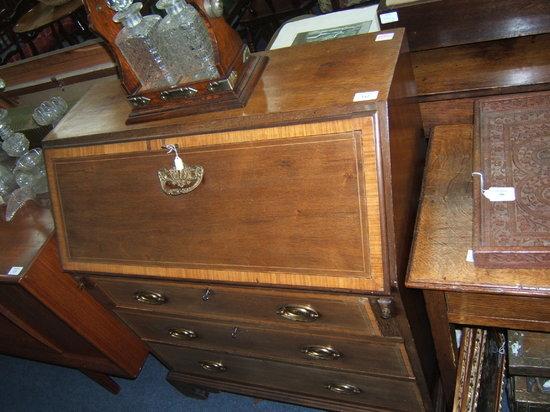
(326, 383, 361, 395)
(302, 345, 342, 360)
(377, 297, 393, 319)
(134, 290, 167, 305)
(199, 360, 227, 373)
(276, 304, 319, 322)
(168, 328, 197, 340)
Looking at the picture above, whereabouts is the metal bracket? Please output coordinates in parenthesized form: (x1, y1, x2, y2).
(207, 71, 238, 93)
(128, 96, 151, 107)
(160, 87, 199, 100)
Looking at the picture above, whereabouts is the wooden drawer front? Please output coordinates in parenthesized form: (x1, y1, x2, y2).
(446, 292, 550, 332)
(117, 311, 410, 377)
(151, 343, 423, 411)
(508, 331, 550, 377)
(50, 128, 385, 292)
(93, 278, 381, 335)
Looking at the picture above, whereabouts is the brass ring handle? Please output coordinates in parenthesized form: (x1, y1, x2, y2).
(326, 383, 362, 395)
(168, 328, 197, 340)
(199, 360, 227, 373)
(302, 345, 342, 360)
(276, 304, 319, 322)
(134, 290, 167, 305)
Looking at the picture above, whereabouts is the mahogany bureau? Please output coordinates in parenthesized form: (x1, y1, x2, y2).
(43, 30, 437, 411)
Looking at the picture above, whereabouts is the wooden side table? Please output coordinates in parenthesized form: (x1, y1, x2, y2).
(406, 124, 550, 408)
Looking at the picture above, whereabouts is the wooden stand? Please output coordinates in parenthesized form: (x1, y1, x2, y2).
(83, 0, 267, 124)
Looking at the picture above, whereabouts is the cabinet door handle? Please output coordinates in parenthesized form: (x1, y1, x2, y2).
(326, 383, 361, 395)
(199, 361, 227, 373)
(134, 290, 167, 305)
(377, 297, 393, 319)
(168, 328, 197, 340)
(276, 304, 319, 322)
(302, 345, 342, 360)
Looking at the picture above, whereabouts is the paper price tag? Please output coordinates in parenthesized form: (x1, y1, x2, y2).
(174, 156, 184, 171)
(380, 12, 398, 24)
(353, 91, 379, 102)
(7, 266, 23, 276)
(466, 249, 474, 263)
(483, 187, 516, 202)
(375, 33, 395, 42)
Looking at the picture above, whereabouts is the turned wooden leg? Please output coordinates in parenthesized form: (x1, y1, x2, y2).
(423, 290, 457, 410)
(80, 369, 120, 394)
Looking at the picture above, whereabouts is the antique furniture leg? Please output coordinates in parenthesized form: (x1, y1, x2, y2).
(80, 369, 120, 394)
(424, 290, 457, 409)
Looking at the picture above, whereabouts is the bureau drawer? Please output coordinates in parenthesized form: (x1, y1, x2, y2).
(92, 277, 382, 335)
(117, 310, 411, 377)
(151, 343, 423, 411)
(48, 128, 385, 292)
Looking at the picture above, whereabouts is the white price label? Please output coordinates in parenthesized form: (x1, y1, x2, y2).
(353, 91, 379, 102)
(380, 12, 399, 24)
(465, 249, 474, 263)
(7, 266, 23, 276)
(375, 33, 395, 42)
(483, 187, 516, 202)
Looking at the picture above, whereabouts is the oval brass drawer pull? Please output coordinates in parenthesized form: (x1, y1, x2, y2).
(276, 304, 319, 322)
(134, 290, 167, 305)
(199, 360, 227, 373)
(302, 345, 342, 360)
(326, 383, 361, 395)
(168, 328, 197, 340)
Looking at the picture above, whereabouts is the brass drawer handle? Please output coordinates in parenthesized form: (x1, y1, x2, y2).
(134, 290, 167, 305)
(276, 304, 319, 322)
(168, 328, 197, 340)
(158, 144, 204, 196)
(302, 345, 342, 360)
(326, 383, 361, 395)
(199, 360, 227, 373)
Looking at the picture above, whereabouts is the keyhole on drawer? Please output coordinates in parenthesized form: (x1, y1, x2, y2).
(202, 288, 214, 301)
(231, 327, 239, 339)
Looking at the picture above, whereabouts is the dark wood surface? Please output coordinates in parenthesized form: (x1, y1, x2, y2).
(411, 34, 550, 101)
(378, 0, 550, 51)
(90, 276, 383, 336)
(116, 310, 411, 377)
(0, 204, 148, 390)
(43, 29, 406, 147)
(54, 133, 375, 281)
(508, 330, 550, 378)
(407, 124, 550, 295)
(0, 39, 116, 97)
(153, 343, 424, 411)
(472, 92, 550, 268)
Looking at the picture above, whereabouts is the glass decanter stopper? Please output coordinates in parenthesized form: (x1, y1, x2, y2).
(155, 0, 219, 84)
(106, 0, 133, 12)
(113, 2, 178, 90)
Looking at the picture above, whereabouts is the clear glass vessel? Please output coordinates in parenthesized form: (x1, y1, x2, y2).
(113, 2, 178, 90)
(155, 0, 219, 84)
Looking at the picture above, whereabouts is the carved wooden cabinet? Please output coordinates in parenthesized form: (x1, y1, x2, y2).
(0, 203, 148, 393)
(43, 30, 437, 410)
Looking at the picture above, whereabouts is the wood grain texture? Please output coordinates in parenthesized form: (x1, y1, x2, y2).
(43, 30, 405, 147)
(0, 205, 147, 381)
(116, 310, 412, 378)
(47, 118, 386, 292)
(419, 99, 474, 134)
(153, 344, 425, 411)
(445, 292, 550, 333)
(412, 34, 550, 100)
(406, 124, 550, 296)
(378, 0, 550, 51)
(0, 40, 115, 97)
(90, 276, 382, 336)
